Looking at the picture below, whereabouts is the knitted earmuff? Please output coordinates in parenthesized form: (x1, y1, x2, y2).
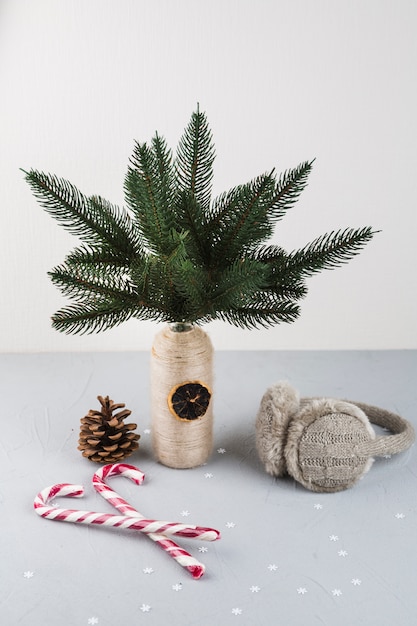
(255, 381, 415, 493)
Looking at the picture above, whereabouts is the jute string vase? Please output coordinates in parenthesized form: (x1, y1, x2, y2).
(150, 323, 214, 469)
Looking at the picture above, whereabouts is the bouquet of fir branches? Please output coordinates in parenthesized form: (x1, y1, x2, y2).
(23, 106, 374, 335)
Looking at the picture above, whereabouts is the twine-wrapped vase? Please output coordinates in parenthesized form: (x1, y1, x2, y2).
(150, 323, 214, 469)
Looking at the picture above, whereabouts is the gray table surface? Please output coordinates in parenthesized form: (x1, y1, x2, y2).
(1, 350, 416, 626)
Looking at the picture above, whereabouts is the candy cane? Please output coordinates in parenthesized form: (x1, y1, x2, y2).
(93, 463, 207, 579)
(34, 483, 220, 541)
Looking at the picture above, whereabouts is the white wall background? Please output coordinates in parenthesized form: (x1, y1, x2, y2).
(1, 0, 416, 352)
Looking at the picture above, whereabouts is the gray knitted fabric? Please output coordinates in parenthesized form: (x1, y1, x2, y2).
(256, 381, 415, 493)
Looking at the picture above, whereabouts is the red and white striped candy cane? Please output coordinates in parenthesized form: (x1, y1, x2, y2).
(93, 463, 207, 579)
(34, 483, 220, 541)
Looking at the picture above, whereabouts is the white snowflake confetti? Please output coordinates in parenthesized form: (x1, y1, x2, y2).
(395, 513, 405, 519)
(140, 604, 151, 613)
(217, 448, 226, 454)
(297, 587, 308, 595)
(268, 564, 278, 571)
(231, 608, 242, 615)
(351, 578, 362, 586)
(250, 585, 260, 593)
(88, 619, 99, 625)
(198, 546, 208, 553)
(383, 454, 392, 459)
(338, 550, 348, 557)
(204, 472, 214, 479)
(314, 503, 323, 510)
(329, 535, 339, 542)
(181, 510, 190, 517)
(332, 589, 342, 597)
(143, 429, 151, 435)
(172, 583, 183, 591)
(23, 571, 34, 579)
(143, 567, 154, 574)
(226, 522, 236, 528)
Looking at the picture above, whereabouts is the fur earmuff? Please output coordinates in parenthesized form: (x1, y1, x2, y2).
(255, 381, 300, 477)
(256, 381, 415, 493)
(284, 398, 376, 493)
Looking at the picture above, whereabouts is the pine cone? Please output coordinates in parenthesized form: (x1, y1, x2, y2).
(78, 395, 140, 463)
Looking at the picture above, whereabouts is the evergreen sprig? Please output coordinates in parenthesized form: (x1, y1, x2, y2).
(23, 107, 375, 334)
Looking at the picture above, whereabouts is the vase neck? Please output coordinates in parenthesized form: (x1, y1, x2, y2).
(168, 322, 194, 333)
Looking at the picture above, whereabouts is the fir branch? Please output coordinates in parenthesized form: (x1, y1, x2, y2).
(174, 191, 211, 264)
(270, 161, 313, 216)
(175, 105, 215, 213)
(125, 139, 176, 253)
(250, 245, 308, 299)
(266, 279, 308, 302)
(129, 255, 152, 300)
(48, 263, 136, 303)
(207, 162, 313, 263)
(65, 245, 134, 269)
(202, 257, 269, 317)
(89, 195, 141, 257)
(130, 229, 205, 324)
(218, 296, 301, 329)
(51, 301, 155, 335)
(164, 228, 190, 266)
(152, 132, 176, 213)
(130, 252, 186, 323)
(23, 170, 139, 257)
(171, 259, 208, 319)
(207, 173, 277, 262)
(287, 227, 375, 277)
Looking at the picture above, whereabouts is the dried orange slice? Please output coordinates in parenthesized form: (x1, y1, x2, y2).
(168, 381, 212, 421)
